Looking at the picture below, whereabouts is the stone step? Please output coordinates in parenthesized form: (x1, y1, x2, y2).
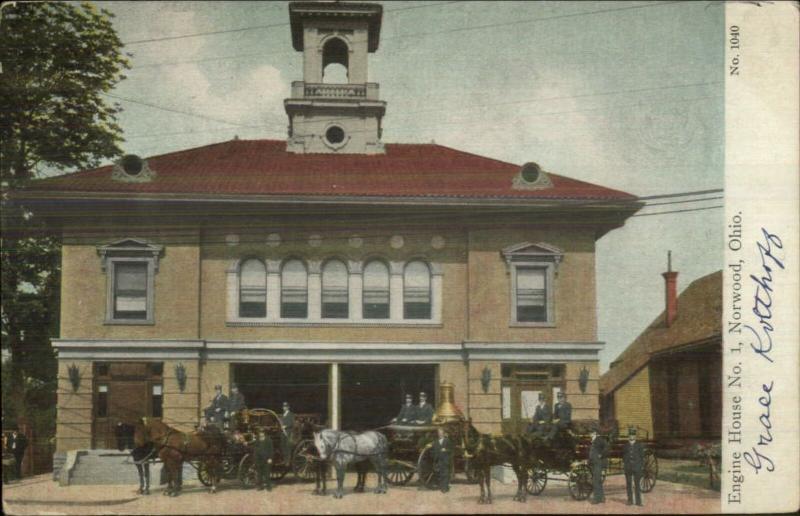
(67, 450, 197, 485)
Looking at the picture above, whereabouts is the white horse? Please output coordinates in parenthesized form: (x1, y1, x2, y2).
(313, 429, 389, 499)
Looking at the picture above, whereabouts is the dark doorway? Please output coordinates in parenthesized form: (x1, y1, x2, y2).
(232, 364, 329, 424)
(341, 364, 436, 431)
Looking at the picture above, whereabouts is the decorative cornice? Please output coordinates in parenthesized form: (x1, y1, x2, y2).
(96, 238, 164, 271)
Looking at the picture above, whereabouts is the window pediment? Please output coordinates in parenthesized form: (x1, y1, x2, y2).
(97, 238, 164, 271)
(501, 242, 563, 267)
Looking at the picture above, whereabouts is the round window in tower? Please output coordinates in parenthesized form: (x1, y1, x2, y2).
(121, 154, 144, 176)
(325, 126, 346, 145)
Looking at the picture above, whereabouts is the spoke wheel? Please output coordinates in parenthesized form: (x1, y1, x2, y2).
(291, 440, 317, 482)
(416, 447, 438, 490)
(526, 463, 547, 496)
(640, 450, 658, 492)
(387, 460, 415, 486)
(238, 454, 257, 488)
(568, 463, 593, 501)
(197, 462, 212, 487)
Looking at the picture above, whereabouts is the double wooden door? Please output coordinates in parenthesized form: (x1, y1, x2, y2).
(501, 381, 562, 435)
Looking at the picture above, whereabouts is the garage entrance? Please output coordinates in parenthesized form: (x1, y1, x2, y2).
(341, 364, 436, 431)
(232, 364, 329, 424)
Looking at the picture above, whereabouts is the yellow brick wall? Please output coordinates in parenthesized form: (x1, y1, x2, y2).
(467, 361, 502, 434)
(60, 242, 200, 339)
(56, 360, 93, 453)
(565, 361, 600, 421)
(613, 366, 654, 438)
(162, 360, 201, 432)
(467, 228, 597, 342)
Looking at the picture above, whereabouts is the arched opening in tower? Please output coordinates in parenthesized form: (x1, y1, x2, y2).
(322, 37, 349, 84)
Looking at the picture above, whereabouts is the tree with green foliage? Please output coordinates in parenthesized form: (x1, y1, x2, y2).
(0, 2, 129, 449)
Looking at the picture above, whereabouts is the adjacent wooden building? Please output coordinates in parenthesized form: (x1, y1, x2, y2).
(600, 269, 722, 441)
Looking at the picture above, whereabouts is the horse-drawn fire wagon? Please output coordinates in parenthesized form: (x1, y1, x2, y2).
(195, 408, 320, 488)
(381, 383, 478, 488)
(524, 421, 658, 500)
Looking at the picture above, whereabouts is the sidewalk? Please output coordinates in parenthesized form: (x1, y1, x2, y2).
(3, 475, 139, 506)
(3, 472, 720, 515)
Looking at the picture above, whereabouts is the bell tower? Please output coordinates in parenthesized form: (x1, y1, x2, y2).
(285, 1, 386, 154)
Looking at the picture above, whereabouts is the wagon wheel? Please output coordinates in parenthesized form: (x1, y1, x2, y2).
(197, 462, 212, 487)
(221, 455, 238, 479)
(526, 462, 547, 496)
(387, 459, 415, 486)
(291, 439, 317, 482)
(640, 450, 658, 492)
(416, 447, 438, 490)
(238, 454, 257, 488)
(464, 458, 480, 484)
(568, 463, 593, 501)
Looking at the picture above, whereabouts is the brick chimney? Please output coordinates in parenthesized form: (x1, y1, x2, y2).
(662, 251, 678, 327)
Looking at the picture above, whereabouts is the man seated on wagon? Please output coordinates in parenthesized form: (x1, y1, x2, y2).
(227, 383, 247, 427)
(526, 392, 552, 437)
(413, 391, 434, 425)
(546, 391, 572, 440)
(203, 384, 228, 429)
(390, 394, 417, 426)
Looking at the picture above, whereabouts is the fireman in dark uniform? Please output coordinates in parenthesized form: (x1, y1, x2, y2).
(253, 428, 274, 491)
(623, 428, 645, 506)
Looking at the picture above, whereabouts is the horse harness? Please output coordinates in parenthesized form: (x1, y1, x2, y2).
(327, 431, 384, 460)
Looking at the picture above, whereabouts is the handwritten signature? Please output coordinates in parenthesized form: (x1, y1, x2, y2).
(743, 228, 784, 363)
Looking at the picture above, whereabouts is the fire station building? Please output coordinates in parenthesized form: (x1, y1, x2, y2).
(18, 1, 640, 453)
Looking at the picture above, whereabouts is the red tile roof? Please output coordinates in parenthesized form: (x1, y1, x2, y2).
(26, 139, 636, 201)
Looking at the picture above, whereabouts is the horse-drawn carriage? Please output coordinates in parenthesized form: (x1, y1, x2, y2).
(382, 383, 478, 488)
(194, 408, 320, 488)
(524, 420, 658, 500)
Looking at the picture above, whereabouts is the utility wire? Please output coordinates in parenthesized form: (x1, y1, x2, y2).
(631, 205, 723, 217)
(122, 1, 464, 46)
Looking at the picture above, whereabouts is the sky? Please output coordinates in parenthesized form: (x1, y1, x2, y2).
(88, 0, 724, 372)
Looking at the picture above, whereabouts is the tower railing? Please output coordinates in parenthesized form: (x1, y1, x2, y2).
(291, 81, 380, 100)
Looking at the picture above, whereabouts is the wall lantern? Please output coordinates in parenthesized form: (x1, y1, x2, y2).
(578, 366, 590, 394)
(67, 363, 81, 392)
(175, 363, 187, 393)
(480, 367, 492, 394)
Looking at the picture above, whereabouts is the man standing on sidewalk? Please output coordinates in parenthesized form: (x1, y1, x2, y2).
(588, 427, 608, 505)
(253, 429, 273, 491)
(623, 428, 645, 506)
(8, 429, 27, 480)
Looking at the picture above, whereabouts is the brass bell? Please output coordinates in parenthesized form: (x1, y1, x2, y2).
(434, 382, 463, 423)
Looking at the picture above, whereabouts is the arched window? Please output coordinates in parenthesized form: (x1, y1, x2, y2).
(281, 259, 308, 318)
(403, 261, 431, 319)
(322, 260, 349, 318)
(239, 259, 266, 317)
(322, 37, 349, 84)
(363, 260, 389, 319)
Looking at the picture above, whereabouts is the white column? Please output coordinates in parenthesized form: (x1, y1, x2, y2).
(329, 363, 340, 430)
(307, 260, 322, 320)
(431, 271, 443, 324)
(226, 268, 238, 321)
(266, 260, 281, 320)
(348, 260, 363, 320)
(389, 261, 404, 322)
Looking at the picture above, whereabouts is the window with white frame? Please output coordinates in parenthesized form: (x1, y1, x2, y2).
(239, 258, 267, 317)
(281, 259, 308, 318)
(403, 260, 431, 319)
(97, 238, 163, 325)
(502, 242, 562, 326)
(113, 262, 148, 320)
(363, 260, 390, 319)
(515, 266, 547, 322)
(322, 259, 349, 318)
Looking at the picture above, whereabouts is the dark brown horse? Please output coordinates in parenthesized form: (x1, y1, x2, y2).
(461, 421, 532, 504)
(134, 418, 224, 496)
